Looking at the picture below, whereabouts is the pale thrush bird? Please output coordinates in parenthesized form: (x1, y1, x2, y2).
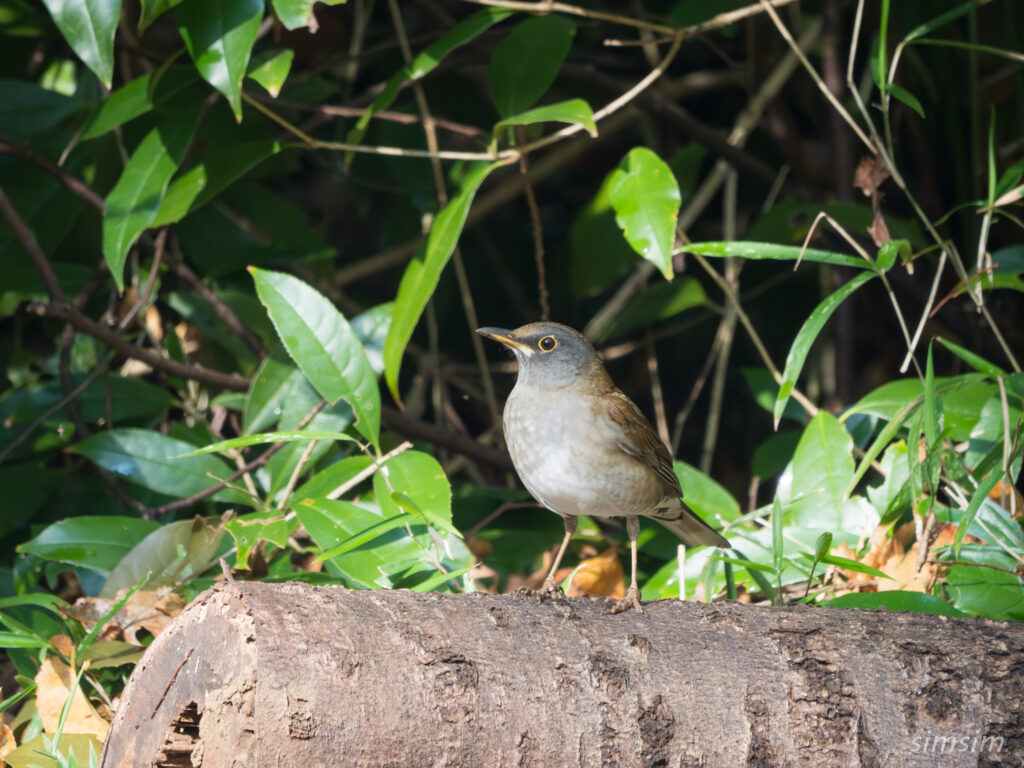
(477, 322, 730, 613)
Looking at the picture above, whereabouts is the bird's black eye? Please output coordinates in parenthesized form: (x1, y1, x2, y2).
(538, 335, 557, 352)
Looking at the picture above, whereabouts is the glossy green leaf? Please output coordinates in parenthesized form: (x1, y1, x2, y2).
(410, 563, 474, 593)
(686, 241, 872, 270)
(876, 238, 910, 271)
(775, 271, 875, 426)
(139, 0, 181, 30)
(17, 517, 158, 575)
(742, 367, 807, 424)
(182, 430, 357, 456)
(607, 147, 681, 281)
(251, 268, 380, 444)
(102, 96, 203, 289)
(821, 591, 966, 616)
(101, 516, 225, 597)
(0, 631, 50, 649)
(924, 342, 938, 450)
(0, 594, 65, 613)
(488, 14, 574, 117)
(673, 461, 740, 524)
(151, 139, 282, 226)
(316, 512, 419, 561)
(494, 98, 596, 136)
(348, 8, 512, 145)
(40, 0, 120, 87)
(383, 162, 499, 402)
(176, 0, 263, 121)
(375, 450, 454, 529)
(813, 532, 833, 562)
(71, 428, 248, 503)
(771, 496, 784, 576)
(247, 49, 294, 97)
(272, 0, 346, 30)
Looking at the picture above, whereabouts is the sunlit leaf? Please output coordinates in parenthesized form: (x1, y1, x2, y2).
(607, 147, 681, 281)
(40, 0, 120, 87)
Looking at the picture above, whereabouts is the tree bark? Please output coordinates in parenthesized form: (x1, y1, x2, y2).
(99, 581, 1023, 768)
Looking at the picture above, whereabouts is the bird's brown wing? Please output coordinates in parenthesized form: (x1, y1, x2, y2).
(600, 387, 682, 497)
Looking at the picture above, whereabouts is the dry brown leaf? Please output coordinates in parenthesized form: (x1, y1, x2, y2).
(867, 211, 892, 248)
(144, 303, 164, 341)
(0, 723, 16, 762)
(989, 477, 1024, 518)
(566, 548, 626, 599)
(34, 657, 110, 740)
(853, 155, 890, 197)
(65, 590, 186, 647)
(49, 634, 73, 661)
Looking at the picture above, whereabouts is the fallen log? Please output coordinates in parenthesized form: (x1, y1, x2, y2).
(100, 581, 1023, 767)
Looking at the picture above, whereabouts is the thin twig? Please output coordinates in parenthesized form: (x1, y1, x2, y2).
(517, 132, 549, 320)
(0, 138, 105, 212)
(0, 185, 67, 302)
(278, 439, 319, 511)
(118, 228, 167, 331)
(460, 0, 800, 37)
(170, 257, 265, 356)
(149, 648, 194, 718)
(327, 441, 414, 500)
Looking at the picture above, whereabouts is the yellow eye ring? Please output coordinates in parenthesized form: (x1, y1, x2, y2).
(538, 335, 557, 352)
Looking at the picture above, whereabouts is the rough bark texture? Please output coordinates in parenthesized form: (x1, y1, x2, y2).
(100, 581, 1024, 768)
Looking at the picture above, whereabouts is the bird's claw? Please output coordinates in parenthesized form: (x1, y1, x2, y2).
(608, 584, 644, 614)
(517, 577, 564, 602)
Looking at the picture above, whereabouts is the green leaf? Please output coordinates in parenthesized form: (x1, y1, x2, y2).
(80, 640, 145, 669)
(686, 241, 872, 270)
(272, 0, 346, 31)
(383, 162, 499, 402)
(821, 591, 966, 617)
(410, 563, 474, 593)
(813, 532, 833, 562)
(607, 147, 681, 281)
(489, 14, 574, 118)
(247, 49, 294, 97)
(5, 734, 103, 768)
(0, 594, 65, 613)
(224, 511, 296, 567)
(713, 555, 776, 574)
(82, 64, 196, 140)
(295, 497, 472, 590)
(771, 496, 784, 576)
(884, 83, 925, 119)
(876, 238, 910, 271)
(17, 517, 158, 575)
(494, 98, 596, 136)
(40, 0, 121, 87)
(176, 0, 263, 121)
(348, 8, 513, 144)
(954, 470, 1005, 554)
(779, 413, 879, 538)
(569, 173, 640, 297)
(251, 268, 381, 445)
(803, 552, 892, 580)
(0, 631, 51, 649)
(316, 512, 419, 561)
(936, 337, 1006, 376)
(294, 455, 374, 499)
(71, 428, 248, 503)
(375, 450, 455, 531)
(102, 94, 204, 289)
(101, 516, 225, 597)
(941, 545, 1024, 620)
(181, 430, 358, 456)
(673, 461, 740, 524)
(139, 0, 182, 30)
(151, 139, 281, 226)
(774, 271, 875, 426)
(924, 341, 938, 450)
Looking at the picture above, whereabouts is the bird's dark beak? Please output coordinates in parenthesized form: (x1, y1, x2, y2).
(476, 327, 532, 354)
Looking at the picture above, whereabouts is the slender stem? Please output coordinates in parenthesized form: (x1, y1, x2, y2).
(327, 441, 413, 500)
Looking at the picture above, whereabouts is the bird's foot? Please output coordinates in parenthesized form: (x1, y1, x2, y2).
(608, 583, 644, 614)
(517, 576, 563, 602)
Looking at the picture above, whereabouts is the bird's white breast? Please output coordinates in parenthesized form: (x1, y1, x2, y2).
(503, 383, 661, 519)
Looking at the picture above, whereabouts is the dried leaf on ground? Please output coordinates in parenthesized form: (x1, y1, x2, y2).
(0, 723, 16, 762)
(34, 657, 110, 739)
(65, 590, 186, 646)
(566, 548, 626, 599)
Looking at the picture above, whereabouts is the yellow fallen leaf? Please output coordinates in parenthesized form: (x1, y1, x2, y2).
(33, 657, 109, 740)
(567, 548, 626, 599)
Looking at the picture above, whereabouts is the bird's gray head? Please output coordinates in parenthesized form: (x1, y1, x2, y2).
(476, 322, 604, 389)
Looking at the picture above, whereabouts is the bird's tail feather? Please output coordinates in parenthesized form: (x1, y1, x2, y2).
(649, 502, 729, 548)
